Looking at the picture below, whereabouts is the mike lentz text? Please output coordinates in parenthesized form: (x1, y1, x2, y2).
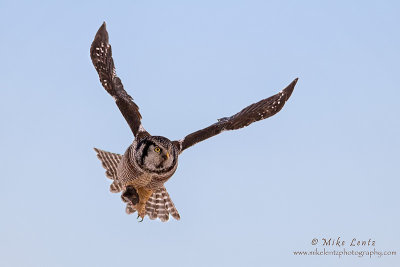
(316, 237, 375, 247)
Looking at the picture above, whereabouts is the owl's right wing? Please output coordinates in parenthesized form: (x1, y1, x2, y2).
(90, 22, 148, 138)
(174, 78, 298, 153)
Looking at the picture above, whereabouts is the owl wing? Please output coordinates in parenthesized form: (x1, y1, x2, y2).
(174, 78, 298, 152)
(90, 22, 148, 138)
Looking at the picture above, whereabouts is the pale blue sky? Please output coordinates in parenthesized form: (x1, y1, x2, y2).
(1, 1, 399, 266)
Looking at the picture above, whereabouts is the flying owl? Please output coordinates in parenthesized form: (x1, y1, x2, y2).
(90, 22, 298, 222)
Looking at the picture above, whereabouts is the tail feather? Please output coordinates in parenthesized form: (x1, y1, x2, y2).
(94, 148, 180, 221)
(161, 189, 180, 220)
(94, 148, 123, 193)
(145, 186, 180, 221)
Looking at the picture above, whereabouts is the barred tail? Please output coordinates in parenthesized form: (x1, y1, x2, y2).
(94, 148, 124, 193)
(145, 186, 180, 222)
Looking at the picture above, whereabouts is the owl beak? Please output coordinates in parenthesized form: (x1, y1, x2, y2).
(166, 152, 170, 159)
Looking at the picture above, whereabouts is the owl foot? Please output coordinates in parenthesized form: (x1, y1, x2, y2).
(136, 188, 153, 220)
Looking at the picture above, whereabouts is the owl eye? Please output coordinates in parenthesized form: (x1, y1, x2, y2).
(154, 147, 161, 153)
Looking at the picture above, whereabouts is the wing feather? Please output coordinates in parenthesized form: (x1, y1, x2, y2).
(175, 78, 298, 152)
(90, 22, 148, 138)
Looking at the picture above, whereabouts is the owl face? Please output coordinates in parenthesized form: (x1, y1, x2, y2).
(136, 136, 177, 174)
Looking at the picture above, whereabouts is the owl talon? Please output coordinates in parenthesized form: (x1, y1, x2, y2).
(137, 214, 144, 222)
(137, 207, 146, 220)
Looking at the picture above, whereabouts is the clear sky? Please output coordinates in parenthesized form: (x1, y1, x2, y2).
(1, 1, 399, 266)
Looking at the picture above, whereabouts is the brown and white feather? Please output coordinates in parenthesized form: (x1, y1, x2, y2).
(94, 148, 124, 193)
(91, 22, 298, 223)
(146, 187, 180, 221)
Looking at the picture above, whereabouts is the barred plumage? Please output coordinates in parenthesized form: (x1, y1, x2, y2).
(94, 148, 123, 193)
(90, 22, 297, 222)
(94, 139, 180, 222)
(116, 143, 149, 188)
(145, 187, 180, 221)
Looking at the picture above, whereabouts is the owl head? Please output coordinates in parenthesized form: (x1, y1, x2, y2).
(135, 136, 177, 173)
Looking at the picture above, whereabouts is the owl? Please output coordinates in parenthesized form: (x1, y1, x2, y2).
(90, 22, 298, 222)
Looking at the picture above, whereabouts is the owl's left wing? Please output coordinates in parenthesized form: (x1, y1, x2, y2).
(174, 78, 298, 153)
(90, 22, 148, 138)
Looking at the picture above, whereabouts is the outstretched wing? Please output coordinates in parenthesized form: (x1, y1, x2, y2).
(90, 22, 148, 138)
(174, 78, 298, 152)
